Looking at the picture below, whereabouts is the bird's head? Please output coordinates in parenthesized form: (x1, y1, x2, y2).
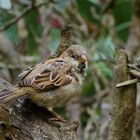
(60, 45, 88, 75)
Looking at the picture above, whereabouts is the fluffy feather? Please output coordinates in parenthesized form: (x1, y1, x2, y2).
(0, 45, 87, 109)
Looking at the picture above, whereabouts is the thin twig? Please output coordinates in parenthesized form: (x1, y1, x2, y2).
(56, 24, 74, 55)
(116, 78, 138, 88)
(50, 24, 74, 58)
(0, 0, 56, 32)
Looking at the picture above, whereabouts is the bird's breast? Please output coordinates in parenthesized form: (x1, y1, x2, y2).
(29, 78, 82, 108)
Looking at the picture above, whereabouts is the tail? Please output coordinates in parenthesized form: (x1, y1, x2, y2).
(0, 88, 28, 105)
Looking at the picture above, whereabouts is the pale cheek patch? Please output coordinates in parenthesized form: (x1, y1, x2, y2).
(70, 59, 78, 67)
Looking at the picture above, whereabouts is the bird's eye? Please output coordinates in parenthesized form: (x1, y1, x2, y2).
(72, 54, 77, 59)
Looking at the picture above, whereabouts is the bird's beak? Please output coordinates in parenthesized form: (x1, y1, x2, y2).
(78, 54, 87, 63)
(78, 54, 87, 73)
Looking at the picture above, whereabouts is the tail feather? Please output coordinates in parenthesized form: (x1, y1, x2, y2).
(0, 88, 28, 105)
(0, 89, 11, 98)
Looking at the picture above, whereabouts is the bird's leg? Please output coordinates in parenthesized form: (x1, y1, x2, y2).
(48, 108, 67, 123)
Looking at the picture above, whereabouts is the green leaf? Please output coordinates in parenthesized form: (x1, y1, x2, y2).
(95, 62, 113, 79)
(83, 80, 95, 96)
(113, 0, 133, 42)
(95, 36, 116, 61)
(88, 0, 100, 6)
(24, 9, 43, 55)
(48, 28, 60, 52)
(0, 12, 18, 42)
(76, 0, 100, 24)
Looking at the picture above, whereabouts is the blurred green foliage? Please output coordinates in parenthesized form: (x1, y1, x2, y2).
(0, 0, 135, 138)
(113, 0, 132, 42)
(76, 0, 99, 23)
(48, 28, 60, 51)
(25, 10, 43, 54)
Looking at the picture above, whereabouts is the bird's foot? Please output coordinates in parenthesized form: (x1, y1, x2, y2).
(49, 117, 67, 123)
(49, 117, 67, 127)
(47, 109, 67, 127)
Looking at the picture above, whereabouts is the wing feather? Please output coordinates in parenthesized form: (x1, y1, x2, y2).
(18, 58, 72, 91)
(0, 59, 73, 104)
(18, 65, 35, 80)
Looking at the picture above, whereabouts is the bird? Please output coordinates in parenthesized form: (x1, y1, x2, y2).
(0, 45, 87, 122)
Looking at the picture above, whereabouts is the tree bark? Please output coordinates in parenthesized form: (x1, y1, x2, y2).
(0, 78, 78, 140)
(108, 49, 137, 140)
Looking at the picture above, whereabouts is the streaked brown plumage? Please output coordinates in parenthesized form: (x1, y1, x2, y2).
(0, 45, 87, 121)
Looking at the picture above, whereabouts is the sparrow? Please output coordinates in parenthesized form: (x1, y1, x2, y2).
(0, 45, 87, 122)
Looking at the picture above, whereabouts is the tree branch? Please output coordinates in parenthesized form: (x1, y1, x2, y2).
(0, 78, 78, 140)
(50, 24, 74, 59)
(108, 49, 136, 140)
(0, 0, 56, 32)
